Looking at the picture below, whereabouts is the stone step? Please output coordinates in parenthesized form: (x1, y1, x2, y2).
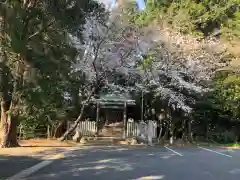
(79, 136, 159, 146)
(79, 136, 123, 145)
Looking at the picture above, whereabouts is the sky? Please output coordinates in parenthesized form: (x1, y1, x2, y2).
(97, 0, 114, 8)
(97, 0, 146, 11)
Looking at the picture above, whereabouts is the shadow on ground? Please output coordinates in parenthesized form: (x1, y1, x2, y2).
(24, 146, 171, 180)
(0, 147, 74, 179)
(0, 154, 42, 179)
(22, 145, 73, 148)
(2, 145, 240, 180)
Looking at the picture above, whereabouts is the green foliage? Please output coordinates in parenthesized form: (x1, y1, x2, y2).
(120, 1, 240, 143)
(192, 71, 240, 142)
(0, 0, 104, 138)
(132, 0, 240, 39)
(213, 72, 240, 119)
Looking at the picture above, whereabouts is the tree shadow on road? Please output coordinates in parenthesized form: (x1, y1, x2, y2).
(0, 146, 75, 179)
(0, 154, 43, 179)
(23, 145, 169, 180)
(22, 145, 73, 148)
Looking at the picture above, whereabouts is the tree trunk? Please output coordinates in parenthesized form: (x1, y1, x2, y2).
(0, 101, 8, 147)
(162, 130, 168, 144)
(0, 55, 19, 147)
(0, 3, 23, 148)
(0, 67, 23, 147)
(157, 120, 163, 143)
(58, 87, 95, 141)
(0, 101, 20, 148)
(181, 119, 186, 140)
(169, 125, 174, 145)
(53, 120, 66, 138)
(187, 120, 193, 143)
(205, 123, 209, 140)
(58, 104, 86, 141)
(6, 115, 19, 147)
(168, 111, 174, 145)
(1, 79, 22, 147)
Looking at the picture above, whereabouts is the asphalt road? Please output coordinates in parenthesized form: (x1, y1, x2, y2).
(11, 145, 240, 180)
(0, 155, 42, 179)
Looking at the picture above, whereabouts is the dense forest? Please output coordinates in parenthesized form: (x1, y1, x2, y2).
(0, 0, 239, 148)
(126, 0, 240, 143)
(133, 0, 240, 39)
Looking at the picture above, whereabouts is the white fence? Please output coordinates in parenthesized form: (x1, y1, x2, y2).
(76, 120, 158, 138)
(76, 121, 97, 136)
(126, 121, 158, 138)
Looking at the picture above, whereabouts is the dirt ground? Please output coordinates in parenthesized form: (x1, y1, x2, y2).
(0, 139, 77, 157)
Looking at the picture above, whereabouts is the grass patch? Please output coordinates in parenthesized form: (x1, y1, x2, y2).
(195, 141, 240, 148)
(218, 143, 240, 148)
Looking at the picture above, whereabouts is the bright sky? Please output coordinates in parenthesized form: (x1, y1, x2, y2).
(97, 0, 146, 11)
(98, 0, 113, 7)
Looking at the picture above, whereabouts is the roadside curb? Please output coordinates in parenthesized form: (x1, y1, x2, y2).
(64, 140, 79, 146)
(216, 146, 240, 149)
(4, 147, 79, 180)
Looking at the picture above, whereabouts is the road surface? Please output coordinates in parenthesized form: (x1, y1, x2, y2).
(5, 145, 240, 180)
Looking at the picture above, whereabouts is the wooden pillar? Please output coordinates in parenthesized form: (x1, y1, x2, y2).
(123, 101, 127, 139)
(106, 109, 109, 122)
(187, 119, 193, 143)
(47, 125, 50, 139)
(96, 102, 100, 136)
(141, 90, 144, 121)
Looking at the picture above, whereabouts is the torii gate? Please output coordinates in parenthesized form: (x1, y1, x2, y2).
(110, 0, 146, 11)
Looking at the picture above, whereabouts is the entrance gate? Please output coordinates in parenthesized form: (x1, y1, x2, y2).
(93, 92, 135, 139)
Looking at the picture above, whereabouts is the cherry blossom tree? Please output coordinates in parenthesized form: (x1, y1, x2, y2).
(59, 8, 145, 140)
(60, 5, 230, 141)
(143, 28, 229, 112)
(137, 27, 230, 143)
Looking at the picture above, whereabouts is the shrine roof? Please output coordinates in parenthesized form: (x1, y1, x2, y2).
(92, 91, 135, 105)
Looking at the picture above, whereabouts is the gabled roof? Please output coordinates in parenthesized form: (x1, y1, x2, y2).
(92, 91, 136, 105)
